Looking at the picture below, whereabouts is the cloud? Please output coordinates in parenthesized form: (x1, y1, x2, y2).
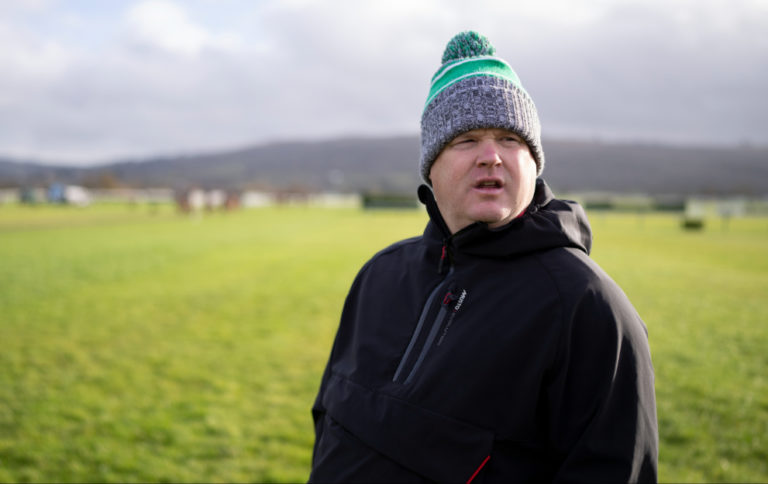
(479, 0, 768, 144)
(123, 0, 242, 56)
(0, 0, 766, 165)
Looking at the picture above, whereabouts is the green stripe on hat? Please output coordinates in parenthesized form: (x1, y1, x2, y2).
(424, 56, 527, 111)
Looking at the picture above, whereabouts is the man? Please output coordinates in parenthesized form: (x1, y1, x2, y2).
(309, 31, 658, 483)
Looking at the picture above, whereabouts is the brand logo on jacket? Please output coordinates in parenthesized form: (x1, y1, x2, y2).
(437, 289, 467, 346)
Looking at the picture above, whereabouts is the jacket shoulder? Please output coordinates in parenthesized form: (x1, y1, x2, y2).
(532, 246, 648, 348)
(358, 235, 425, 273)
(534, 247, 631, 307)
(373, 235, 423, 258)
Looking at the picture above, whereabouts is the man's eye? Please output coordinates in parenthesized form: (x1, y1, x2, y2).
(453, 138, 475, 146)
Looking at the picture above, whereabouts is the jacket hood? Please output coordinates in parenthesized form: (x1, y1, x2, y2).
(418, 178, 592, 260)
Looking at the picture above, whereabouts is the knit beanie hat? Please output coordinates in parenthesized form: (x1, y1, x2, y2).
(420, 31, 544, 184)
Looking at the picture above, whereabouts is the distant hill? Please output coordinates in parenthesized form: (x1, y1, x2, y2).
(1, 136, 766, 196)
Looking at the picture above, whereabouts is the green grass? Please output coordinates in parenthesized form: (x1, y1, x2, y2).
(0, 203, 766, 482)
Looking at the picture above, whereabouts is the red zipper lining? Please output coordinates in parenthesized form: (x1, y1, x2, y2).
(466, 455, 491, 484)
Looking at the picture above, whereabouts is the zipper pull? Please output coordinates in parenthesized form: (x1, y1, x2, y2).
(438, 243, 449, 274)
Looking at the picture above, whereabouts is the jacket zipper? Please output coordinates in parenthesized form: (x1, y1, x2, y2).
(392, 264, 455, 384)
(402, 293, 455, 384)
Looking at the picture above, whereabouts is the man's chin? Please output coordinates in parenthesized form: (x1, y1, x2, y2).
(469, 202, 517, 226)
(482, 214, 513, 229)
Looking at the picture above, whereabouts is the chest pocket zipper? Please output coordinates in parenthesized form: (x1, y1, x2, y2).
(393, 278, 457, 385)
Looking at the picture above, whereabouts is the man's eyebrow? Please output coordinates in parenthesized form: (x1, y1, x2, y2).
(454, 132, 476, 139)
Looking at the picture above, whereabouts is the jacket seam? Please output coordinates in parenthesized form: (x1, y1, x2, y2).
(369, 235, 424, 260)
(327, 370, 495, 434)
(351, 235, 425, 288)
(530, 249, 568, 372)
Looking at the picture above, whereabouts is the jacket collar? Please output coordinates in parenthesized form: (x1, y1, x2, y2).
(419, 178, 592, 260)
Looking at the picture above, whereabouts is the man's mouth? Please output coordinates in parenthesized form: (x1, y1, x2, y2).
(475, 179, 503, 190)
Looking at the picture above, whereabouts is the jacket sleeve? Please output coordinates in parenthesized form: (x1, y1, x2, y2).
(310, 263, 369, 469)
(310, 357, 332, 468)
(546, 278, 658, 483)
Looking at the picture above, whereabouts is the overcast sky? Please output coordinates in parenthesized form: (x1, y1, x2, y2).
(2, 0, 767, 165)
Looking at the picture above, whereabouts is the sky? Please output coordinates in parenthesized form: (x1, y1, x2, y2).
(1, 0, 767, 166)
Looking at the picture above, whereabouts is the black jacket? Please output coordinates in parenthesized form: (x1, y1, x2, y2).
(310, 180, 658, 483)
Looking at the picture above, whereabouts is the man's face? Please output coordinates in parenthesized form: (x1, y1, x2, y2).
(429, 128, 537, 234)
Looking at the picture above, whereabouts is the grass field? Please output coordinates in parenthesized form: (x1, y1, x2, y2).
(0, 202, 766, 482)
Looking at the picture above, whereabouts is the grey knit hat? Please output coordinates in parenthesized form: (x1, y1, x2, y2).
(420, 31, 544, 184)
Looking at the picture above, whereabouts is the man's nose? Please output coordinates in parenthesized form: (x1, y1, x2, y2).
(476, 139, 502, 167)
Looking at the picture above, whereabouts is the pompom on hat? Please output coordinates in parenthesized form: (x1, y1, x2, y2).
(420, 31, 544, 184)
